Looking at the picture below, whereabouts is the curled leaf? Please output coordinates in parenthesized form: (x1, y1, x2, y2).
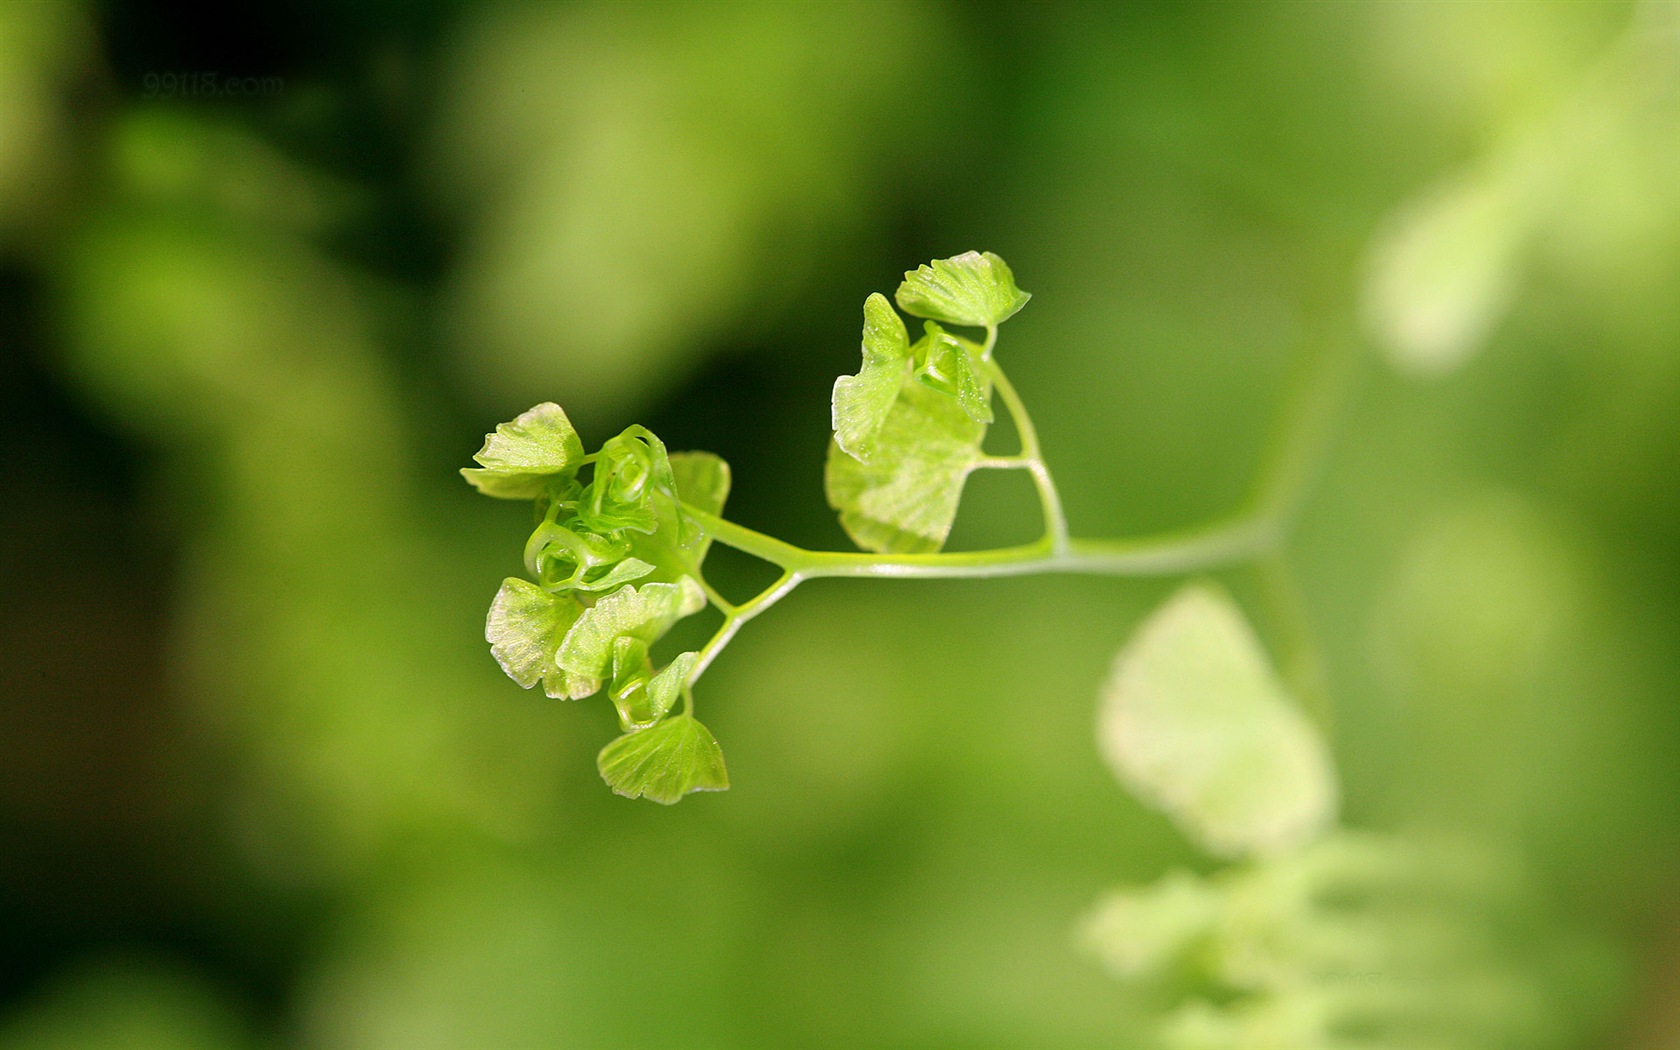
(914, 321, 992, 424)
(577, 425, 676, 534)
(607, 650, 697, 731)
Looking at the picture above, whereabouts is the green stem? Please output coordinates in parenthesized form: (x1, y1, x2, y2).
(676, 308, 1354, 694)
(682, 506, 1274, 580)
(687, 570, 802, 690)
(987, 357, 1070, 554)
(692, 573, 739, 616)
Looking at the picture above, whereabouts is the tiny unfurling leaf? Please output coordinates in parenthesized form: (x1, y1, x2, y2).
(669, 451, 730, 516)
(597, 714, 728, 804)
(576, 425, 677, 535)
(895, 251, 1030, 328)
(461, 402, 586, 498)
(914, 321, 992, 424)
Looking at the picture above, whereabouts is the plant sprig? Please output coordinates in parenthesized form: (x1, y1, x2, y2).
(465, 251, 1348, 804)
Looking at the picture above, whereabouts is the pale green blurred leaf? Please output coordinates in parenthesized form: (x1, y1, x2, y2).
(597, 714, 728, 804)
(831, 292, 911, 460)
(461, 402, 586, 498)
(895, 251, 1030, 328)
(485, 577, 589, 700)
(1078, 834, 1605, 1050)
(1363, 170, 1532, 377)
(1097, 583, 1338, 859)
(824, 379, 987, 554)
(1078, 871, 1221, 981)
(556, 577, 706, 692)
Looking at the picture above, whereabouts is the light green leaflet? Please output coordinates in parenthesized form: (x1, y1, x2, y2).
(597, 714, 728, 804)
(916, 322, 992, 424)
(895, 250, 1031, 328)
(460, 402, 585, 498)
(831, 292, 910, 461)
(824, 374, 989, 554)
(609, 641, 695, 730)
(484, 577, 589, 699)
(570, 556, 657, 593)
(556, 577, 706, 692)
(1096, 582, 1337, 859)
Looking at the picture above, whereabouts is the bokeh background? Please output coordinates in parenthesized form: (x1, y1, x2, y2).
(2, 1, 1679, 1047)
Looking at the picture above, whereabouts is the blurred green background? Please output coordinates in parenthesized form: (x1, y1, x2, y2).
(2, 1, 1678, 1047)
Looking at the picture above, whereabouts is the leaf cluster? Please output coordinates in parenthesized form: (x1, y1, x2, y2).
(464, 251, 1038, 804)
(463, 403, 730, 803)
(826, 251, 1029, 553)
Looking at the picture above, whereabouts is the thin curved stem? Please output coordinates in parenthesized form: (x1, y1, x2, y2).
(681, 505, 1275, 580)
(987, 359, 1070, 555)
(675, 309, 1354, 701)
(687, 570, 802, 689)
(692, 572, 739, 616)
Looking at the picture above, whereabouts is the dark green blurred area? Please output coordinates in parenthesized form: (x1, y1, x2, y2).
(1, 1, 1677, 1047)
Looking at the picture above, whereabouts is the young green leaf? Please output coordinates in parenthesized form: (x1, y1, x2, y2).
(667, 450, 730, 564)
(484, 577, 589, 699)
(1097, 582, 1337, 859)
(915, 322, 992, 424)
(570, 556, 657, 593)
(607, 640, 698, 730)
(895, 251, 1030, 328)
(638, 651, 698, 725)
(669, 451, 730, 515)
(608, 636, 655, 728)
(825, 377, 987, 553)
(556, 577, 706, 694)
(461, 402, 586, 498)
(597, 714, 728, 804)
(831, 292, 911, 460)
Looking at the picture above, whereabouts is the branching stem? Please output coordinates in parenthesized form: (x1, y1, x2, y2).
(682, 314, 1354, 689)
(986, 350, 1071, 555)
